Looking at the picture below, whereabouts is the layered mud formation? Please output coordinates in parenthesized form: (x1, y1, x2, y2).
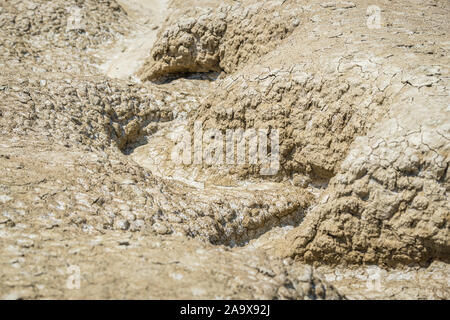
(139, 0, 449, 266)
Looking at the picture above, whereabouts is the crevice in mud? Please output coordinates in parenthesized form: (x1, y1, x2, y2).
(194, 203, 312, 248)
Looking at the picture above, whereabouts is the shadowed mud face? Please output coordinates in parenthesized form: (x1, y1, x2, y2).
(0, 0, 449, 300)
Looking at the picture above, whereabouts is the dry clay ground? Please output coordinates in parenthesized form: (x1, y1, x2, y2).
(0, 0, 449, 299)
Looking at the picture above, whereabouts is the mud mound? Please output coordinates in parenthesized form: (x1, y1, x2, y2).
(0, 0, 449, 299)
(0, 75, 177, 151)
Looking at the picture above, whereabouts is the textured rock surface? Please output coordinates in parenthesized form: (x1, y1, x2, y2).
(0, 0, 449, 299)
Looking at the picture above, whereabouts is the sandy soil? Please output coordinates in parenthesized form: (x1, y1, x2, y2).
(0, 0, 448, 300)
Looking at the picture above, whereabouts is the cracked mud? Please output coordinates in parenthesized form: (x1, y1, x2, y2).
(0, 0, 449, 299)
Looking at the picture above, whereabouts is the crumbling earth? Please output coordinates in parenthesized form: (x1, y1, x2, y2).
(0, 0, 449, 299)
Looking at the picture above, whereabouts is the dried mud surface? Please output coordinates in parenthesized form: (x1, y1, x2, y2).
(0, 0, 449, 299)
